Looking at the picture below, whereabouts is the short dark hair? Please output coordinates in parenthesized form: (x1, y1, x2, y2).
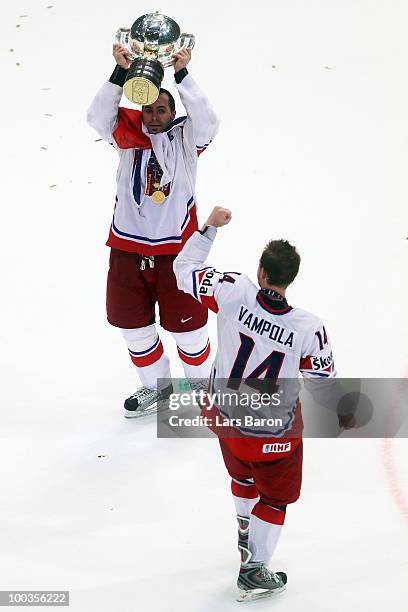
(259, 239, 300, 287)
(159, 88, 176, 113)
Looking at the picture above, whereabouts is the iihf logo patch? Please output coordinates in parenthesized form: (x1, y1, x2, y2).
(262, 442, 291, 453)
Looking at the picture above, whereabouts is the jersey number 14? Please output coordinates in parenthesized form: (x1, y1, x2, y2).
(227, 332, 285, 392)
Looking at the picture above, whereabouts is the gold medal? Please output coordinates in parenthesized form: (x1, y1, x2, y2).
(151, 190, 166, 205)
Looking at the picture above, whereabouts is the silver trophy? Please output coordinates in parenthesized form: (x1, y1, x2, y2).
(116, 12, 195, 105)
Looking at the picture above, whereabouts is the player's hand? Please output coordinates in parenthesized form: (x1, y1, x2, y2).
(205, 206, 232, 228)
(172, 48, 192, 72)
(338, 413, 356, 429)
(113, 43, 132, 69)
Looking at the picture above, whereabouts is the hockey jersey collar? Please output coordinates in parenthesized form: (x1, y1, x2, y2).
(165, 115, 187, 132)
(257, 289, 293, 315)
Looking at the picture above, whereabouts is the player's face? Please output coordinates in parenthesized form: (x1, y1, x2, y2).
(142, 94, 176, 134)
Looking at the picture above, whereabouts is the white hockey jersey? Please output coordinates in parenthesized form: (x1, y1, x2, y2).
(87, 75, 220, 255)
(174, 228, 337, 460)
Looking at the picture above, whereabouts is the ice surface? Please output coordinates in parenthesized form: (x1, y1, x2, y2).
(1, 1, 407, 610)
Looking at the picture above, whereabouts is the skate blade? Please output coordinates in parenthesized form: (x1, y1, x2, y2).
(236, 585, 286, 603)
(124, 403, 159, 419)
(123, 400, 170, 419)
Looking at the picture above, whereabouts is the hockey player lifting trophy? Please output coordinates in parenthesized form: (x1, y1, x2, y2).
(87, 12, 219, 417)
(116, 12, 195, 105)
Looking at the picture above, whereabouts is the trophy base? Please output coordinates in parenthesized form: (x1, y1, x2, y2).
(123, 77, 160, 105)
(124, 58, 164, 105)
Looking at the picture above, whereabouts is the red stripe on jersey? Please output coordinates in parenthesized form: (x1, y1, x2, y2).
(231, 481, 258, 500)
(300, 356, 312, 370)
(130, 341, 164, 367)
(107, 229, 183, 255)
(106, 205, 198, 255)
(252, 502, 286, 525)
(180, 205, 198, 246)
(200, 294, 219, 313)
(178, 342, 211, 365)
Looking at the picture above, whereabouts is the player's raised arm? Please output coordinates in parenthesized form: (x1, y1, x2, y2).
(173, 206, 237, 312)
(86, 44, 132, 145)
(172, 49, 220, 158)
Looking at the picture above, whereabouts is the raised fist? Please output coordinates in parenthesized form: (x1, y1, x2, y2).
(205, 206, 232, 228)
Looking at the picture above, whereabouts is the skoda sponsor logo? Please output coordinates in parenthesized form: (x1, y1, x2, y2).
(199, 269, 217, 294)
(312, 352, 334, 370)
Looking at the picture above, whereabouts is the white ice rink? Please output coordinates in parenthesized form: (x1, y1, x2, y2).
(1, 1, 408, 610)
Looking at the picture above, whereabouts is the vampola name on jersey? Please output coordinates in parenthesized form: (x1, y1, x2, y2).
(195, 268, 297, 349)
(238, 306, 296, 349)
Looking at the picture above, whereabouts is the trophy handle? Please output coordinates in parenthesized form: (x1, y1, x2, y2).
(159, 34, 196, 69)
(115, 27, 139, 61)
(179, 33, 195, 51)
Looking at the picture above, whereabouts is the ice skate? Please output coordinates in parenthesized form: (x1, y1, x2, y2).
(188, 378, 209, 407)
(237, 559, 287, 603)
(188, 378, 209, 393)
(124, 384, 173, 418)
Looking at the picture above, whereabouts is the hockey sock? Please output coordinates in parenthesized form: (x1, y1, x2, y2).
(231, 477, 259, 517)
(249, 501, 286, 563)
(171, 325, 211, 380)
(121, 325, 171, 390)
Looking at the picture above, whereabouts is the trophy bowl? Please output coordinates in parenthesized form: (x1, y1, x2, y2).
(116, 12, 195, 105)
